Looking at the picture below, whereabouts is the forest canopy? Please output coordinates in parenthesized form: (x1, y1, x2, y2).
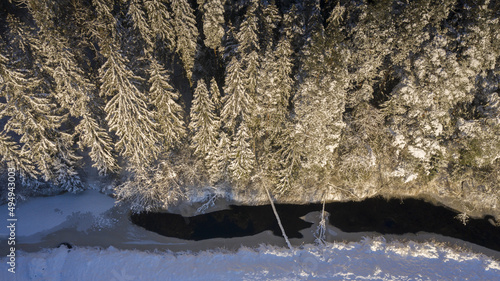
(0, 0, 499, 214)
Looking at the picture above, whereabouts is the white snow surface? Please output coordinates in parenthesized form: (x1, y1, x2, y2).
(1, 190, 499, 280)
(1, 238, 500, 280)
(0, 190, 115, 238)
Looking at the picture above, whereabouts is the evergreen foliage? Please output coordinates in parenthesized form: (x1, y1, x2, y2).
(172, 0, 199, 82)
(99, 45, 159, 169)
(148, 59, 186, 150)
(189, 79, 220, 160)
(0, 0, 498, 213)
(202, 0, 225, 52)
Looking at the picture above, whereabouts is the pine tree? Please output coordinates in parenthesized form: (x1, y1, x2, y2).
(99, 45, 160, 169)
(148, 59, 186, 149)
(189, 79, 220, 160)
(203, 0, 225, 52)
(171, 0, 199, 82)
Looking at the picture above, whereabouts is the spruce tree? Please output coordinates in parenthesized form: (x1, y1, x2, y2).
(91, 0, 119, 41)
(294, 18, 347, 173)
(203, 0, 225, 52)
(261, 36, 293, 134)
(171, 0, 199, 82)
(75, 113, 119, 175)
(229, 122, 255, 187)
(209, 77, 222, 114)
(1, 11, 84, 190)
(259, 0, 279, 52)
(282, 4, 305, 54)
(127, 0, 153, 49)
(0, 54, 36, 176)
(148, 59, 186, 150)
(99, 45, 160, 169)
(144, 0, 176, 52)
(189, 79, 220, 160)
(221, 56, 254, 132)
(207, 131, 231, 184)
(236, 0, 260, 99)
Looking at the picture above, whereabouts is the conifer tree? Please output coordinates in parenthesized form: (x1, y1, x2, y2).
(384, 34, 477, 176)
(91, 0, 119, 41)
(274, 126, 302, 194)
(282, 4, 305, 54)
(345, 1, 393, 107)
(229, 122, 255, 187)
(144, 0, 176, 52)
(222, 22, 238, 62)
(451, 0, 500, 169)
(99, 45, 160, 169)
(262, 36, 293, 133)
(0, 54, 36, 176)
(1, 11, 85, 190)
(127, 0, 153, 49)
(171, 0, 199, 82)
(0, 60, 72, 184)
(221, 56, 254, 132)
(207, 131, 231, 184)
(236, 0, 260, 99)
(294, 17, 347, 172)
(75, 113, 119, 175)
(148, 59, 186, 150)
(203, 0, 225, 52)
(209, 77, 222, 114)
(23, 0, 120, 180)
(189, 79, 220, 160)
(259, 0, 279, 52)
(303, 0, 323, 41)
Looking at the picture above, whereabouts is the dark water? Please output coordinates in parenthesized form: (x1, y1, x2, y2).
(131, 204, 314, 240)
(131, 197, 500, 251)
(326, 198, 500, 251)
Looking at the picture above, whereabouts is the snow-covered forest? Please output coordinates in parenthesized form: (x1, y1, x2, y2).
(0, 0, 499, 216)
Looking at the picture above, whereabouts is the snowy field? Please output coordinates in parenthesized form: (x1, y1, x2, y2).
(1, 190, 499, 280)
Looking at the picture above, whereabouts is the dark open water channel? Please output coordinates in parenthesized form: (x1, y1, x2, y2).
(131, 197, 500, 251)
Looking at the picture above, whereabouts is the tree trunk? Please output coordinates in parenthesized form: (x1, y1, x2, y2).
(264, 186, 293, 250)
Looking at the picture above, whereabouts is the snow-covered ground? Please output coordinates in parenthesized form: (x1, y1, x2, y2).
(1, 239, 500, 280)
(1, 190, 499, 280)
